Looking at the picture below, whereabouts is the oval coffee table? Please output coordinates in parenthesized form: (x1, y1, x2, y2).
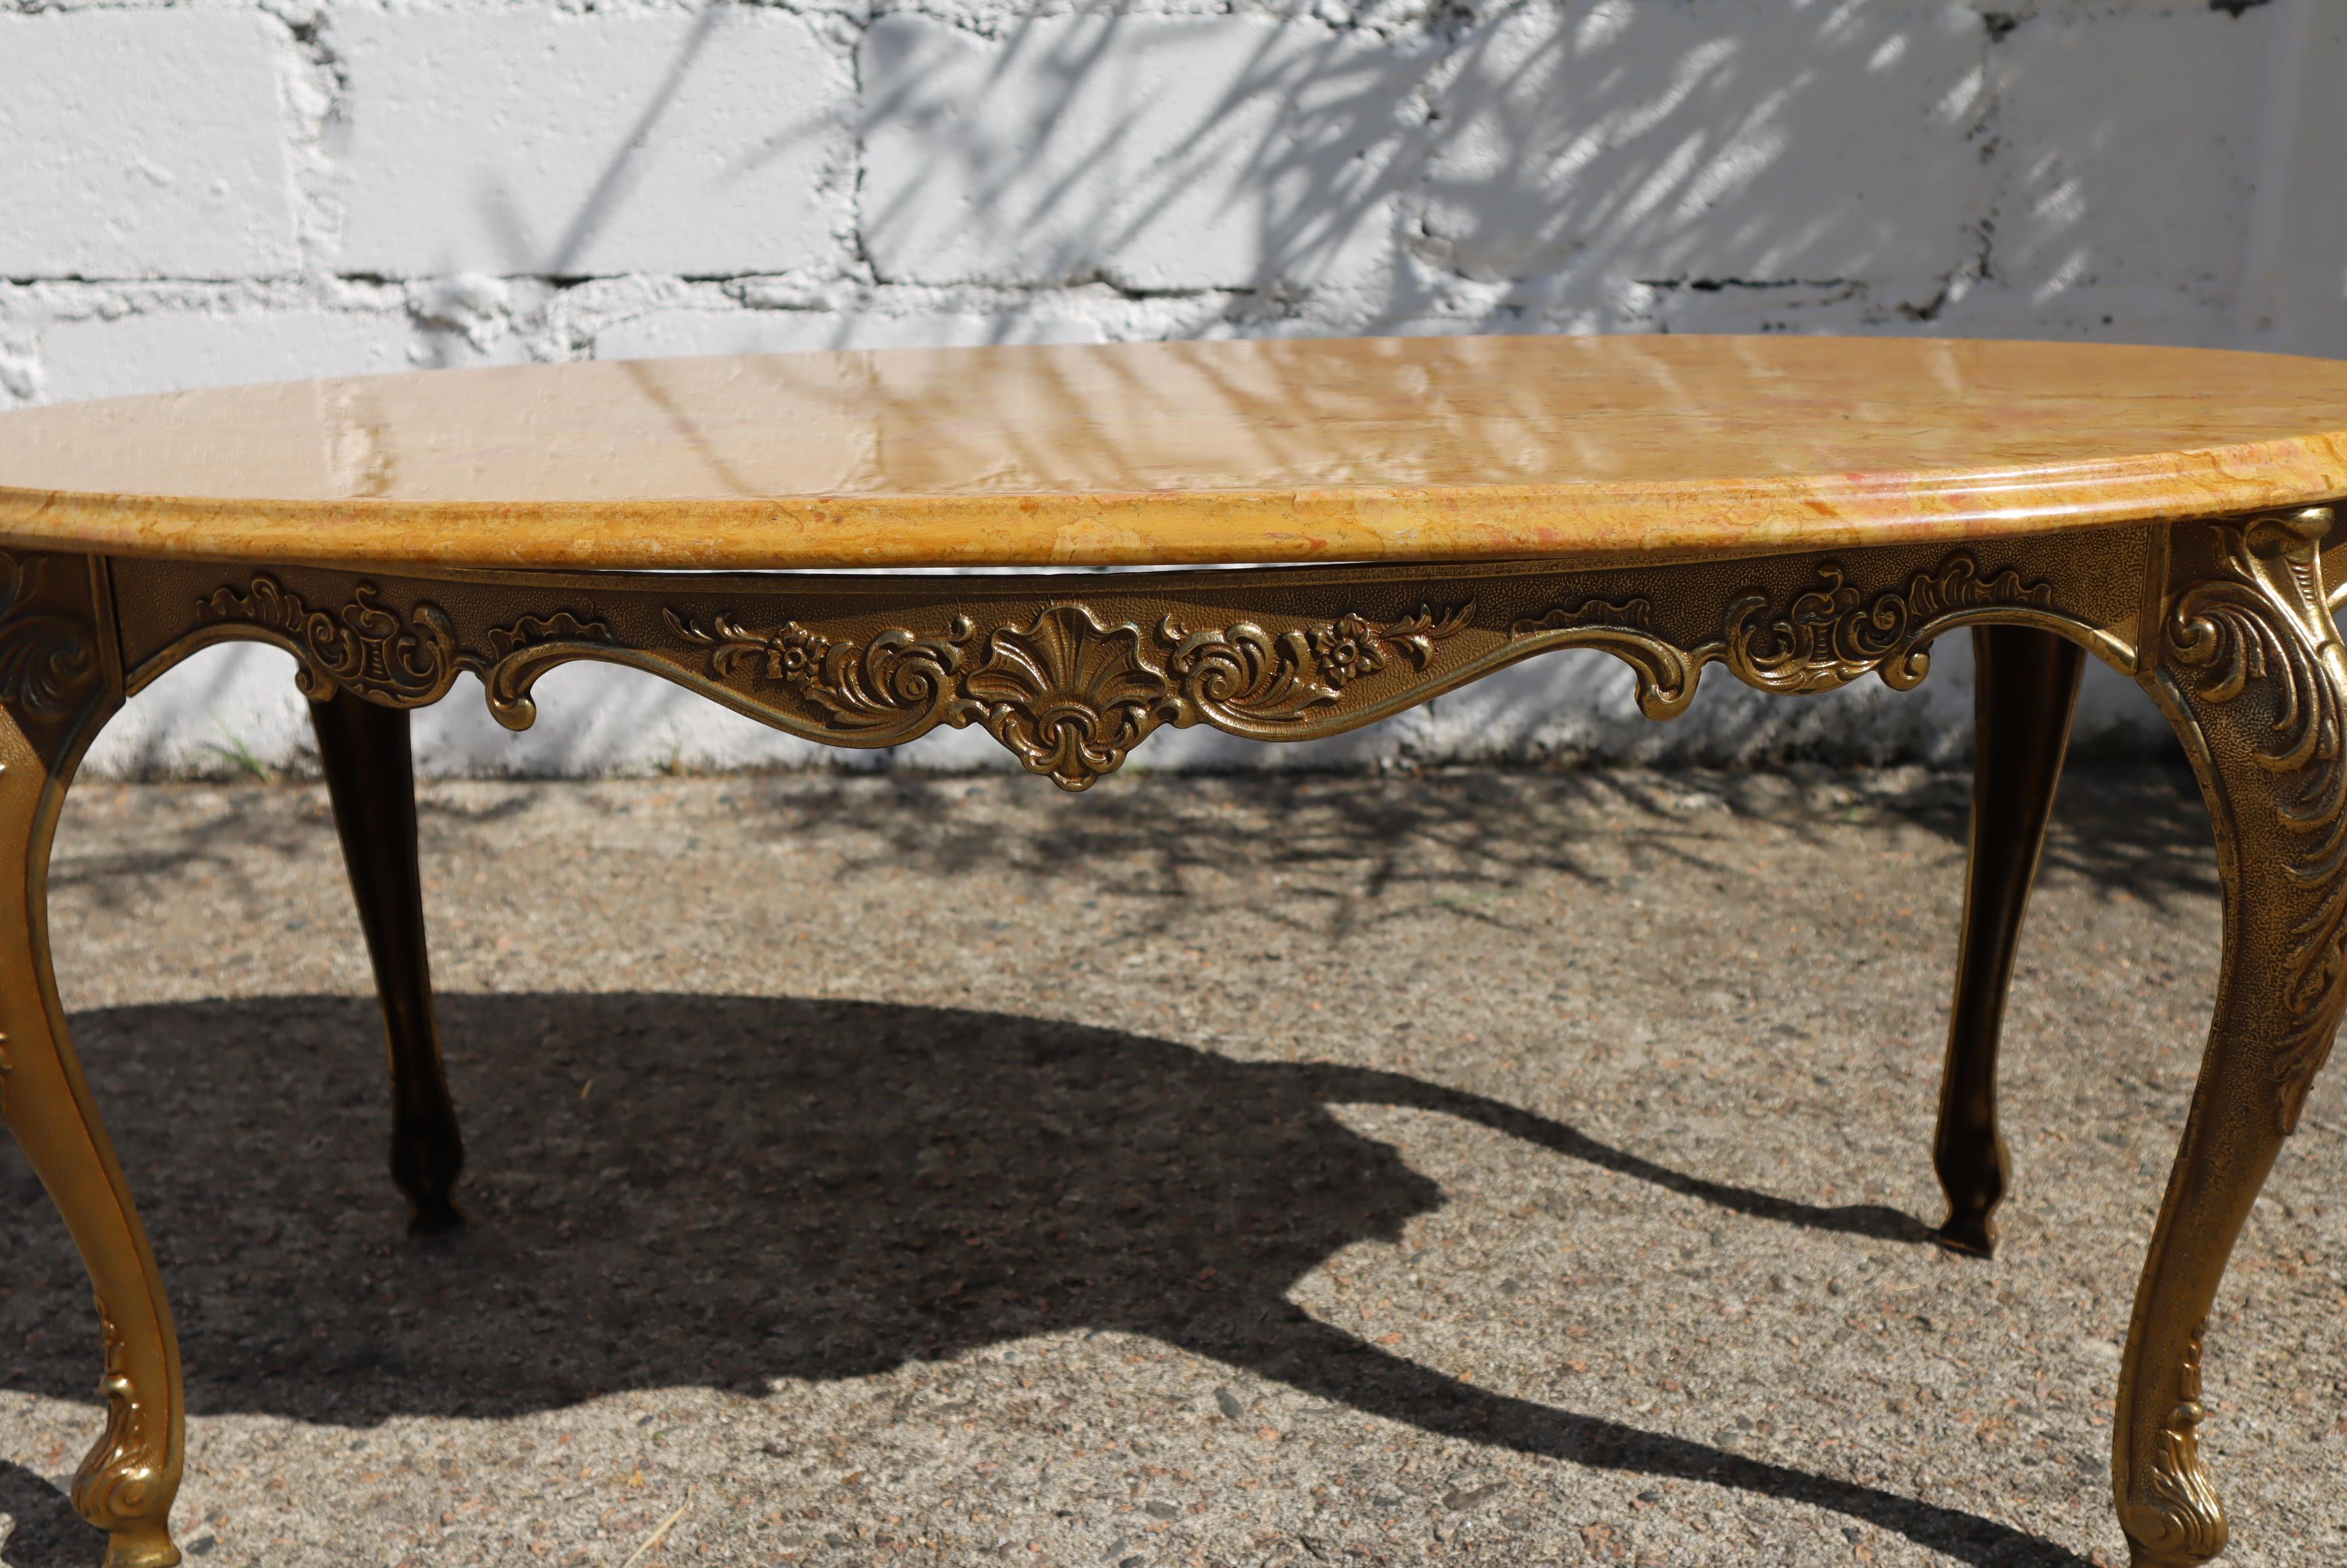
(1, 335, 2344, 1566)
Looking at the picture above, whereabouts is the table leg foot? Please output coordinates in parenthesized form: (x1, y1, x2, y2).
(8, 1007, 187, 1568)
(1932, 626, 2082, 1260)
(0, 631, 184, 1563)
(99, 1523, 182, 1568)
(310, 688, 465, 1233)
(2117, 510, 2347, 1567)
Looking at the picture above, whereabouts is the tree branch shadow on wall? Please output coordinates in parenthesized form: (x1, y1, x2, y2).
(502, 1, 2075, 360)
(1, 992, 2090, 1567)
(847, 1, 2026, 340)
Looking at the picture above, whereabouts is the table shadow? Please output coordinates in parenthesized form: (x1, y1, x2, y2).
(0, 992, 2088, 1566)
(0, 1461, 101, 1568)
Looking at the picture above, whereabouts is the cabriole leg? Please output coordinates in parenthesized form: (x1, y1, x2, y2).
(0, 554, 182, 1565)
(1933, 625, 2083, 1256)
(2118, 509, 2347, 1565)
(310, 687, 464, 1233)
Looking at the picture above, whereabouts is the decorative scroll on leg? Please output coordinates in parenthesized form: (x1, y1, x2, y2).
(1933, 626, 2083, 1256)
(0, 555, 183, 1565)
(310, 689, 464, 1233)
(2119, 509, 2347, 1566)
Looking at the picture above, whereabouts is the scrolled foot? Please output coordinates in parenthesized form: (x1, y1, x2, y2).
(1933, 624, 2081, 1266)
(407, 1192, 464, 1235)
(1931, 1115, 2007, 1258)
(2111, 508, 2347, 1568)
(99, 1523, 182, 1568)
(311, 690, 468, 1233)
(0, 559, 185, 1568)
(1929, 1208, 1996, 1259)
(72, 1298, 182, 1566)
(2121, 1383, 2225, 1567)
(391, 1104, 466, 1235)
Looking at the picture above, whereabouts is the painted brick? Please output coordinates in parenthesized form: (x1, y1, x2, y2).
(0, 0, 2311, 777)
(1423, 2, 1994, 311)
(594, 304, 1108, 360)
(860, 16, 1424, 291)
(35, 311, 410, 405)
(324, 9, 854, 277)
(2237, 3, 2347, 357)
(1981, 5, 2272, 337)
(0, 12, 297, 278)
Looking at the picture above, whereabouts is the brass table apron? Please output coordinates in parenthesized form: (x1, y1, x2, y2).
(0, 510, 2338, 1566)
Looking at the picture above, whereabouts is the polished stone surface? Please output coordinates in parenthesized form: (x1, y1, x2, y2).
(1, 337, 2344, 570)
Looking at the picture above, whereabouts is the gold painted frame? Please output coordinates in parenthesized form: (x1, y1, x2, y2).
(2, 508, 2337, 1565)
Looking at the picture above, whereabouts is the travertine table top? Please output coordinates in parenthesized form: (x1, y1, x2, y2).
(0, 334, 2343, 571)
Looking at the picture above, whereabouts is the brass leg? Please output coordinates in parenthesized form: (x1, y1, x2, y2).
(2117, 510, 2347, 1565)
(310, 688, 464, 1233)
(1932, 626, 2083, 1256)
(0, 558, 182, 1565)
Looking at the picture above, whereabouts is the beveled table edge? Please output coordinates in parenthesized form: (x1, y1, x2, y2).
(3, 436, 2346, 572)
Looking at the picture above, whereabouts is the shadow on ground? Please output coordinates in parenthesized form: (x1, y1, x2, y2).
(0, 1462, 97, 1568)
(646, 760, 2217, 938)
(50, 762, 2217, 948)
(2, 993, 2090, 1565)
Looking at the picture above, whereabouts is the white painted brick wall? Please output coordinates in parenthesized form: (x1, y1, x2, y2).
(0, 0, 2338, 779)
(1421, 3, 1993, 305)
(0, 11, 297, 278)
(326, 9, 856, 278)
(861, 15, 1420, 290)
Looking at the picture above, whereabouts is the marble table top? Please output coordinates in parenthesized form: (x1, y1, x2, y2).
(0, 334, 2342, 572)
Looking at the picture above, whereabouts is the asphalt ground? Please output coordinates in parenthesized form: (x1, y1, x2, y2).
(0, 764, 2340, 1567)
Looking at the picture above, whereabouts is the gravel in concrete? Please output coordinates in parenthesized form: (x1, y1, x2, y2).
(0, 764, 2341, 1567)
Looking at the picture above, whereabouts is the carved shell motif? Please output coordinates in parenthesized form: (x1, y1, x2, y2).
(670, 601, 1472, 790)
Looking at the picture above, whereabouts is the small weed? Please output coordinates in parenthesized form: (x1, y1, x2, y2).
(199, 720, 275, 783)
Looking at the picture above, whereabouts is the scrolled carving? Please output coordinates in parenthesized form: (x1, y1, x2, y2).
(477, 610, 612, 729)
(1309, 602, 1471, 687)
(200, 575, 460, 707)
(1509, 554, 2060, 718)
(71, 1297, 165, 1532)
(0, 552, 99, 718)
(1165, 602, 1468, 730)
(2138, 1321, 2226, 1562)
(195, 575, 616, 725)
(668, 609, 971, 742)
(1725, 554, 2056, 694)
(1161, 620, 1335, 727)
(670, 601, 1474, 790)
(2165, 508, 2347, 1131)
(1510, 595, 1711, 720)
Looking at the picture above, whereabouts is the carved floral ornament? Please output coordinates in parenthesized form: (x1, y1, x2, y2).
(666, 600, 1476, 789)
(187, 547, 2084, 790)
